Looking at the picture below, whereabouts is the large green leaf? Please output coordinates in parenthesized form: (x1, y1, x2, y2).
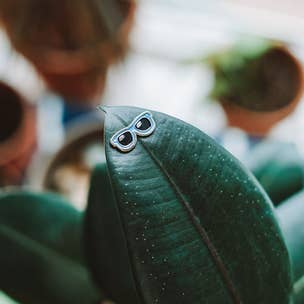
(0, 191, 102, 304)
(0, 191, 84, 263)
(85, 163, 139, 303)
(86, 106, 292, 303)
(277, 191, 304, 303)
(248, 141, 304, 205)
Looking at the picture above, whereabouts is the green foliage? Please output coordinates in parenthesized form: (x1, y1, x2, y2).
(0, 191, 102, 304)
(277, 191, 304, 303)
(208, 39, 273, 105)
(86, 106, 292, 303)
(248, 141, 304, 205)
(85, 163, 139, 303)
(2, 107, 304, 304)
(207, 38, 301, 112)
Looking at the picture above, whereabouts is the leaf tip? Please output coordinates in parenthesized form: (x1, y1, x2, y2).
(96, 105, 108, 114)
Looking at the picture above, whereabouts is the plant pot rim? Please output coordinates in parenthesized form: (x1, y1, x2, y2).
(216, 46, 304, 111)
(14, 2, 136, 75)
(0, 83, 36, 166)
(42, 112, 104, 188)
(221, 90, 303, 136)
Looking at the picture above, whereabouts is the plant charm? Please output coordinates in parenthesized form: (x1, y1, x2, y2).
(110, 111, 156, 152)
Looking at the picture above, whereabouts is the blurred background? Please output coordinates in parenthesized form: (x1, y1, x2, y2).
(1, 0, 304, 209)
(1, 0, 304, 303)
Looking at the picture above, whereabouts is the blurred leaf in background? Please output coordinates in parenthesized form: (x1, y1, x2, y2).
(247, 141, 304, 205)
(0, 191, 102, 304)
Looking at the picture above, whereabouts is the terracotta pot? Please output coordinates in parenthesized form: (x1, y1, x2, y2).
(220, 47, 304, 136)
(0, 0, 136, 102)
(0, 82, 36, 186)
(222, 97, 302, 136)
(41, 65, 109, 103)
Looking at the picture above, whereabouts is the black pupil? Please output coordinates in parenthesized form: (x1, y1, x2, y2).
(118, 131, 133, 146)
(136, 118, 151, 130)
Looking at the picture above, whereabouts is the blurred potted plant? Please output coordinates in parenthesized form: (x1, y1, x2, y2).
(0, 82, 36, 186)
(207, 39, 304, 136)
(0, 0, 136, 103)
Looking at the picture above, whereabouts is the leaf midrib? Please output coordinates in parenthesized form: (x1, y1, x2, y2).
(113, 114, 241, 304)
(140, 140, 241, 304)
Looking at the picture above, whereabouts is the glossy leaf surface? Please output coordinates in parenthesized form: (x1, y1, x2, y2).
(0, 191, 102, 304)
(88, 106, 292, 304)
